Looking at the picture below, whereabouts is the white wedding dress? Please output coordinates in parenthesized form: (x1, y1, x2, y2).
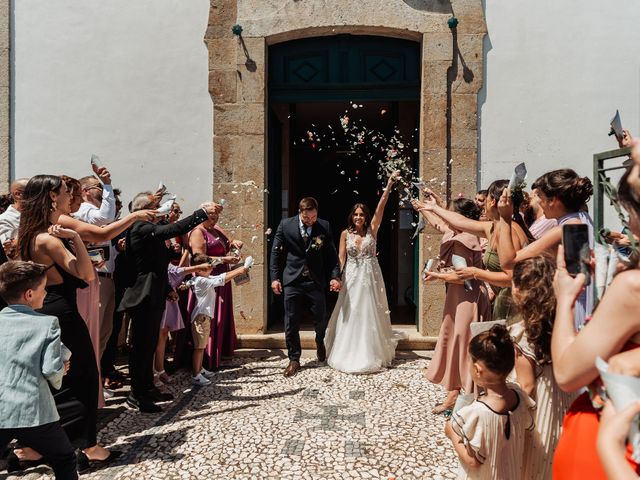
(324, 229, 400, 373)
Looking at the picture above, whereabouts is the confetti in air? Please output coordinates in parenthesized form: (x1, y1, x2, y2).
(296, 108, 435, 205)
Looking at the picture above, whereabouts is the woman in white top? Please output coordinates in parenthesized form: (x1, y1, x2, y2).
(495, 169, 594, 330)
(510, 256, 577, 480)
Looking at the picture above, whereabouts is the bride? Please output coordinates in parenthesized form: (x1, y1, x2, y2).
(324, 171, 401, 373)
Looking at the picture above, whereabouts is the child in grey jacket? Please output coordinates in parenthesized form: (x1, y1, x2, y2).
(0, 260, 77, 479)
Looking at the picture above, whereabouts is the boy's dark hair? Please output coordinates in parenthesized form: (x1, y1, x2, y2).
(0, 261, 47, 302)
(469, 324, 515, 377)
(476, 189, 488, 196)
(191, 253, 211, 266)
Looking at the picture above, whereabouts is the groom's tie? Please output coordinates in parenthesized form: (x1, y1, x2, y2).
(301, 224, 311, 247)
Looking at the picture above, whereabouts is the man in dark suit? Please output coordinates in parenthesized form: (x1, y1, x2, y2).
(119, 192, 221, 412)
(270, 197, 341, 377)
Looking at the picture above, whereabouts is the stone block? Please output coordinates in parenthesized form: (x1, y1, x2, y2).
(451, 121, 479, 149)
(0, 0, 8, 49)
(209, 0, 237, 27)
(205, 24, 235, 39)
(214, 103, 264, 135)
(420, 281, 446, 336)
(213, 182, 243, 227)
(451, 93, 478, 131)
(233, 264, 266, 334)
(0, 135, 8, 194)
(213, 135, 234, 183)
(207, 38, 238, 68)
(421, 93, 447, 149)
(451, 148, 478, 176)
(450, 0, 485, 16)
(237, 65, 265, 103)
(422, 33, 453, 62)
(456, 34, 484, 63)
(423, 60, 449, 94)
(449, 148, 477, 193)
(236, 37, 265, 66)
(419, 148, 447, 178)
(0, 48, 8, 88)
(209, 69, 238, 104)
(213, 180, 266, 231)
(454, 13, 488, 34)
(451, 61, 483, 94)
(417, 233, 446, 336)
(230, 134, 264, 183)
(0, 86, 8, 136)
(241, 187, 266, 227)
(231, 226, 265, 262)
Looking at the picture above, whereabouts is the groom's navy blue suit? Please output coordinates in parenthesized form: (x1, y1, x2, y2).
(270, 215, 340, 361)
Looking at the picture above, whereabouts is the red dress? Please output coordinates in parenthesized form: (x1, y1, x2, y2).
(187, 226, 237, 369)
(552, 342, 640, 478)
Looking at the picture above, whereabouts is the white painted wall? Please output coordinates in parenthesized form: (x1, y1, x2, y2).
(479, 0, 640, 229)
(13, 0, 212, 214)
(12, 1, 640, 228)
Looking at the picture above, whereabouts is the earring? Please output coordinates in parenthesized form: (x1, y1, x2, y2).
(51, 201, 57, 212)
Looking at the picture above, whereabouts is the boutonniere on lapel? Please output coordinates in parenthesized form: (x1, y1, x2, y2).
(309, 235, 325, 251)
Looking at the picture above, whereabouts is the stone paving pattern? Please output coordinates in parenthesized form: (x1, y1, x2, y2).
(3, 352, 458, 479)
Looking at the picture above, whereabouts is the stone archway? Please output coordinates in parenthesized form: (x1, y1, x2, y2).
(206, 0, 487, 339)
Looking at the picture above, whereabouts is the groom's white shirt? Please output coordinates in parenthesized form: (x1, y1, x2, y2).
(298, 216, 312, 238)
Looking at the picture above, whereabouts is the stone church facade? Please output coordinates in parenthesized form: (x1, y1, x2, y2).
(0, 0, 488, 342)
(207, 0, 486, 339)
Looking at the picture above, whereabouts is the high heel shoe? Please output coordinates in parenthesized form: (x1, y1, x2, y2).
(6, 451, 46, 473)
(77, 449, 123, 473)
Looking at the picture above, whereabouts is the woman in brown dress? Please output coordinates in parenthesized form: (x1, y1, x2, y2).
(413, 197, 492, 414)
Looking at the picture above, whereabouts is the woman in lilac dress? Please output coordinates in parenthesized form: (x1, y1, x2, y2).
(188, 207, 243, 370)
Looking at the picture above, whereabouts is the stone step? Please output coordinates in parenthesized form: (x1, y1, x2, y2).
(237, 325, 437, 351)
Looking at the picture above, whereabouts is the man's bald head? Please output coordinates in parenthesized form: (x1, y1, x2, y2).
(10, 178, 29, 210)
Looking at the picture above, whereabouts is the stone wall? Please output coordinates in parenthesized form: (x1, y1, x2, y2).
(0, 0, 9, 194)
(207, 0, 487, 336)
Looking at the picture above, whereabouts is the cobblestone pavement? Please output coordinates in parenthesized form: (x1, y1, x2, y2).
(2, 351, 459, 480)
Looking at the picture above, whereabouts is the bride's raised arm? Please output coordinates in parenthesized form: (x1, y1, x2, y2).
(338, 230, 347, 273)
(371, 171, 399, 239)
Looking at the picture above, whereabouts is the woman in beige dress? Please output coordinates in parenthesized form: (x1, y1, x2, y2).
(413, 196, 491, 413)
(510, 255, 577, 480)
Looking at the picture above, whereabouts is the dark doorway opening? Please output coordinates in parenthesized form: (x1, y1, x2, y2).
(266, 35, 421, 330)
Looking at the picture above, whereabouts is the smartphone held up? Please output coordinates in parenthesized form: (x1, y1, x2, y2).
(562, 224, 591, 285)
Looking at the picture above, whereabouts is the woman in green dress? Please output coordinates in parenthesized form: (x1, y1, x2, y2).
(418, 179, 533, 323)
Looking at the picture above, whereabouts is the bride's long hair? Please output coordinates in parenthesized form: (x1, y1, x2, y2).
(347, 203, 371, 233)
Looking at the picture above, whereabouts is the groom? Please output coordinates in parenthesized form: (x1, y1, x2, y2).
(270, 197, 342, 377)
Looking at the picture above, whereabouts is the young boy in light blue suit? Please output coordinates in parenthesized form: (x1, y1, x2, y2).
(0, 261, 77, 479)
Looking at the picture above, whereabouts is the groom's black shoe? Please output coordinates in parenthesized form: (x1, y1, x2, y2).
(316, 343, 326, 362)
(284, 361, 300, 377)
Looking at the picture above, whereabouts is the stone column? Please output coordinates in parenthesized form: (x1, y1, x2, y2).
(419, 32, 451, 336)
(0, 0, 10, 194)
(207, 0, 267, 334)
(418, 17, 486, 336)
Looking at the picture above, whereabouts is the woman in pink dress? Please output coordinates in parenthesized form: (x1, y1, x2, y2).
(413, 196, 492, 414)
(188, 207, 243, 370)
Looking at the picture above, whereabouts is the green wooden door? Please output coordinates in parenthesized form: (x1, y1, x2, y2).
(269, 35, 420, 102)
